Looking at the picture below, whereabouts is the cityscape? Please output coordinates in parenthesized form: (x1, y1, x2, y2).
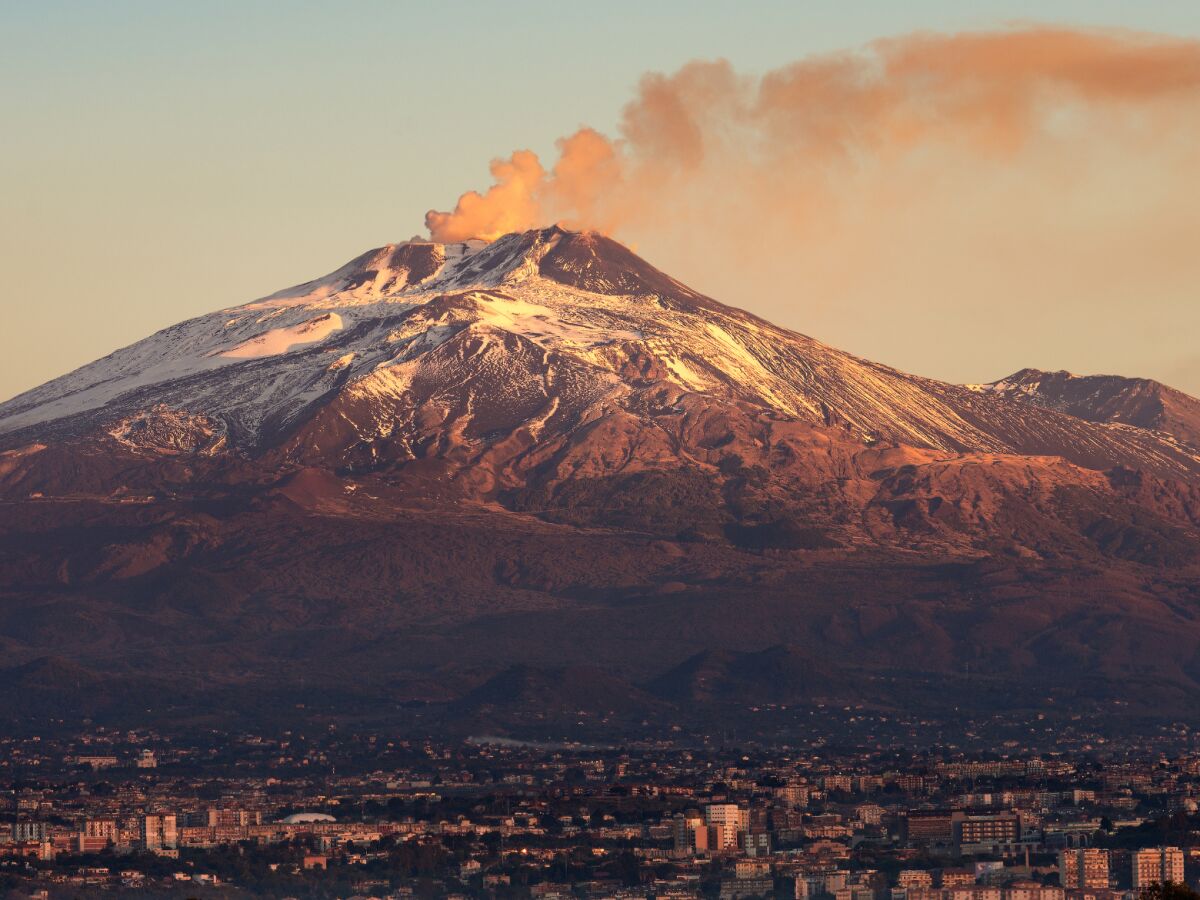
(3, 2, 1200, 897)
(5, 725, 1200, 896)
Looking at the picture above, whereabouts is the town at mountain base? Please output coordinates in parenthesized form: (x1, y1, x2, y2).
(1, 227, 1198, 736)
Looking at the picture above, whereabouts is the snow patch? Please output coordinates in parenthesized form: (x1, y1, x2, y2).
(328, 352, 356, 372)
(219, 314, 343, 359)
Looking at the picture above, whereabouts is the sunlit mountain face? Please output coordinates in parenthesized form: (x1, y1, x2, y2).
(1, 227, 1199, 735)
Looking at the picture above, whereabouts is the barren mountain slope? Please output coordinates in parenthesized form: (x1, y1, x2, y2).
(1, 227, 1199, 733)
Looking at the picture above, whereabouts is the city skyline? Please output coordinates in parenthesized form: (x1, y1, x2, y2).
(4, 6, 1200, 895)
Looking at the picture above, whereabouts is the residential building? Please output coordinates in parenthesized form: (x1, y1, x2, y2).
(1059, 849, 1109, 890)
(705, 804, 748, 853)
(907, 811, 957, 846)
(955, 813, 1020, 848)
(12, 822, 48, 842)
(1132, 847, 1184, 889)
(898, 871, 934, 890)
(140, 815, 177, 851)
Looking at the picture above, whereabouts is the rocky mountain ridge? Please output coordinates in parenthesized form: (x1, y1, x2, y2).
(1, 227, 1198, 735)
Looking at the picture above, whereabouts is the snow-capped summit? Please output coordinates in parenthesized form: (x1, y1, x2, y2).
(1, 227, 1198, 482)
(4, 228, 1200, 729)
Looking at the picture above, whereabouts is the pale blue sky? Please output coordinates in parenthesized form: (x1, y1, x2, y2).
(2, 1, 1200, 399)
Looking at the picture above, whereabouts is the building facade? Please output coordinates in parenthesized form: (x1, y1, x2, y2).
(1059, 849, 1109, 890)
(1132, 847, 1184, 889)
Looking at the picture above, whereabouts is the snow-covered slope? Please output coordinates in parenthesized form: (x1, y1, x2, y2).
(971, 368, 1200, 453)
(6, 228, 1200, 730)
(1, 227, 1198, 481)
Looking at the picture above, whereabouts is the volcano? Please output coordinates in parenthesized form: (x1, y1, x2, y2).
(2, 227, 1199, 735)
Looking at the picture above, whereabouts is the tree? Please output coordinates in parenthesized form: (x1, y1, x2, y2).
(1141, 883, 1200, 900)
(614, 851, 641, 887)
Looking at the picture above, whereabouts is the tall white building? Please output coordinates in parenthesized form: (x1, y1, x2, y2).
(672, 811, 708, 855)
(12, 822, 48, 842)
(705, 803, 749, 852)
(796, 869, 849, 900)
(140, 814, 178, 851)
(1133, 847, 1184, 889)
(1059, 849, 1109, 890)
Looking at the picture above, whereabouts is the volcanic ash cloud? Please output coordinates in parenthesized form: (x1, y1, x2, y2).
(426, 27, 1200, 247)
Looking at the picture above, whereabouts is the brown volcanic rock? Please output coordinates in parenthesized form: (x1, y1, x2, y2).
(4, 227, 1199, 482)
(0, 481, 1198, 727)
(537, 228, 718, 311)
(1, 228, 1200, 730)
(979, 368, 1200, 450)
(453, 664, 662, 717)
(647, 645, 836, 705)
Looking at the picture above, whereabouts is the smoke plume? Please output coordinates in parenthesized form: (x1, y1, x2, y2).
(427, 28, 1200, 242)
(425, 27, 1200, 390)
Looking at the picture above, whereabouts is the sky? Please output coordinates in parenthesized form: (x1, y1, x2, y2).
(2, 0, 1199, 401)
